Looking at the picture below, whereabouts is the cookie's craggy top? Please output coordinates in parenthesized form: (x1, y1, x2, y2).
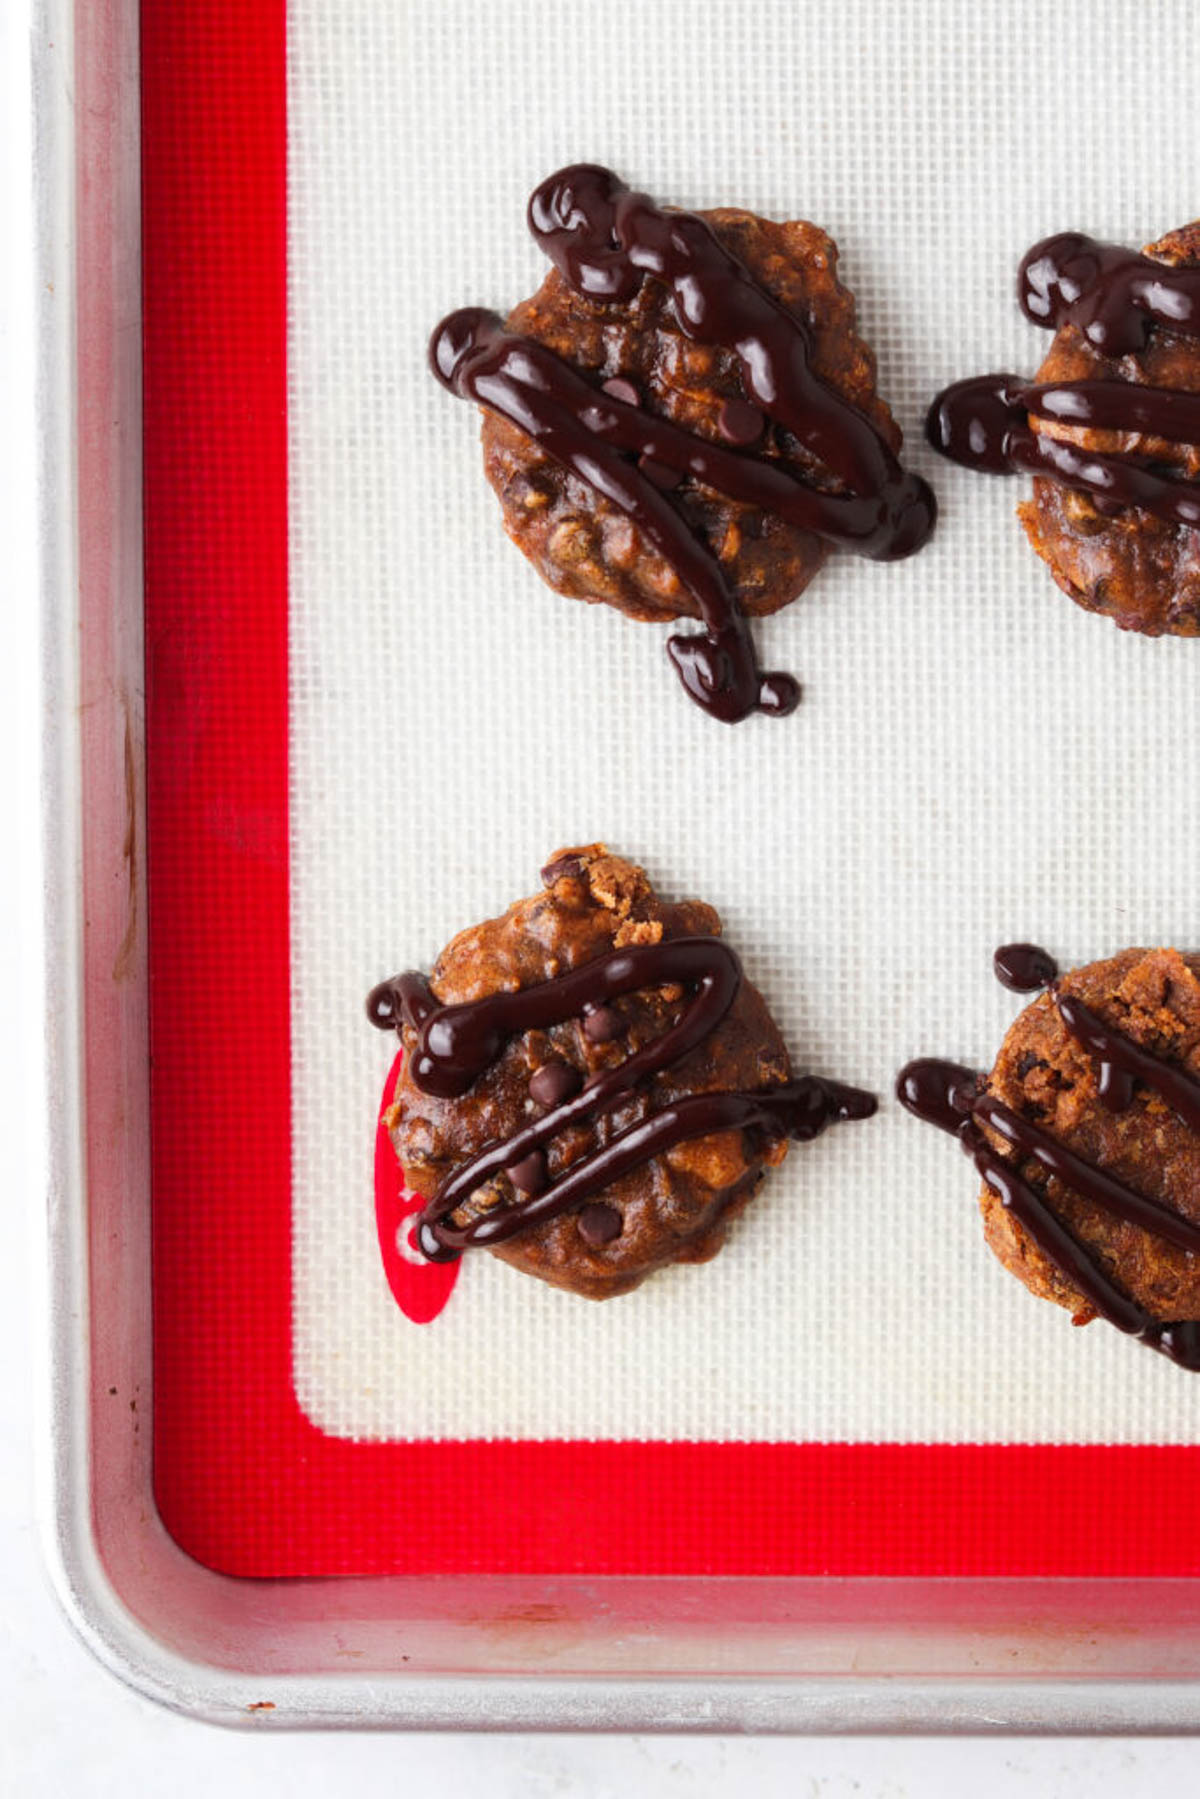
(927, 223, 1200, 636)
(432, 165, 934, 721)
(897, 947, 1200, 1370)
(373, 846, 873, 1299)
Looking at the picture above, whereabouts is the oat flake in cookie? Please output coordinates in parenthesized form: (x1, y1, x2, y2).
(928, 224, 1200, 635)
(431, 166, 935, 723)
(897, 945, 1200, 1370)
(366, 846, 876, 1299)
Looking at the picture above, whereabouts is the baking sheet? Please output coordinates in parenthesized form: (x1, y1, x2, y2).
(287, 0, 1200, 1447)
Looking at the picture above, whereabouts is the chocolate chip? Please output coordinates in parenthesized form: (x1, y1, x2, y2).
(505, 1149, 550, 1195)
(637, 455, 683, 491)
(578, 1202, 622, 1246)
(583, 1004, 624, 1043)
(601, 376, 641, 408)
(541, 853, 584, 887)
(717, 396, 765, 446)
(529, 1060, 583, 1108)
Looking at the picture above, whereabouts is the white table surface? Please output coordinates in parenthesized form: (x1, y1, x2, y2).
(4, 11, 1199, 1792)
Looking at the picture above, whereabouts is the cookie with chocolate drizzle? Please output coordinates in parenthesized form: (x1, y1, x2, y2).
(928, 222, 1200, 635)
(431, 166, 935, 723)
(367, 845, 875, 1298)
(897, 945, 1200, 1370)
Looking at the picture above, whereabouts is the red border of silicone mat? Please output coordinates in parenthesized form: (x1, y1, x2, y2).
(143, 0, 1200, 1579)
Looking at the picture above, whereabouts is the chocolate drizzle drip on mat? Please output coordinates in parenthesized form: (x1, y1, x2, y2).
(432, 164, 935, 723)
(368, 936, 875, 1260)
(927, 234, 1200, 523)
(896, 946, 1200, 1370)
(993, 941, 1060, 993)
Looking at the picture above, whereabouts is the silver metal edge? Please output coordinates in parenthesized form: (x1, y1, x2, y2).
(35, 0, 95, 1699)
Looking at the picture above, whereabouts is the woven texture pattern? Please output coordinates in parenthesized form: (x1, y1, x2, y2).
(288, 0, 1200, 1446)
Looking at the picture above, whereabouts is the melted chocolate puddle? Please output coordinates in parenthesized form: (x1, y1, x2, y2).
(927, 233, 1200, 522)
(433, 165, 935, 723)
(368, 935, 875, 1259)
(896, 946, 1200, 1371)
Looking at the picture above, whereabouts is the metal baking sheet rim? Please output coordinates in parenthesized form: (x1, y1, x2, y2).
(32, 0, 1200, 1731)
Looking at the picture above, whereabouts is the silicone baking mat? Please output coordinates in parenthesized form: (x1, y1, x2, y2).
(148, 0, 1200, 1576)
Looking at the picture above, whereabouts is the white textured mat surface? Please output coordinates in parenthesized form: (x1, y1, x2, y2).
(288, 0, 1200, 1444)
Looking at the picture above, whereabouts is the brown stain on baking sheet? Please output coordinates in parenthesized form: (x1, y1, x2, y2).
(490, 1603, 570, 1626)
(464, 1602, 589, 1660)
(111, 703, 138, 982)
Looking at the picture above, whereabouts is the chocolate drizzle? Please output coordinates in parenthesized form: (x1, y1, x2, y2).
(993, 941, 1059, 993)
(927, 233, 1200, 522)
(1019, 233, 1200, 355)
(896, 946, 1200, 1370)
(368, 935, 875, 1260)
(1055, 989, 1200, 1128)
(432, 164, 935, 723)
